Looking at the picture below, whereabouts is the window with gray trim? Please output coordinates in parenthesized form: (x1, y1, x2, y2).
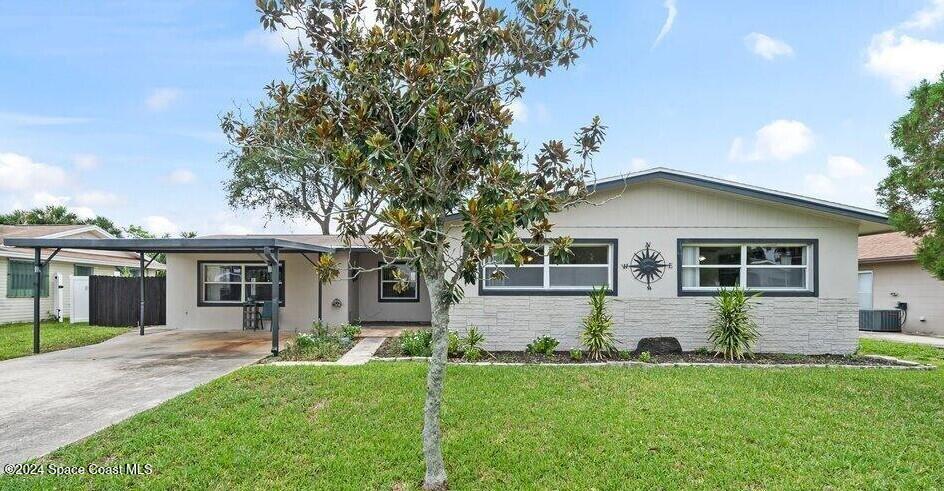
(679, 241, 814, 294)
(379, 262, 419, 302)
(198, 261, 284, 306)
(481, 242, 616, 293)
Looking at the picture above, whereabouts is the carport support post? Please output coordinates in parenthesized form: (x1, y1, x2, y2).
(269, 247, 280, 355)
(139, 253, 145, 336)
(33, 247, 41, 354)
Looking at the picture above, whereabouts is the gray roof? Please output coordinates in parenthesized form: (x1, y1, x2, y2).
(2, 237, 336, 254)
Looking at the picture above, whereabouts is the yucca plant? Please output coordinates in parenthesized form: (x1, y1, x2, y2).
(708, 287, 761, 360)
(580, 286, 616, 360)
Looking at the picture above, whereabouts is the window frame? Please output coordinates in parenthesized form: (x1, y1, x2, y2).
(479, 239, 618, 296)
(676, 238, 818, 297)
(6, 259, 49, 298)
(197, 260, 286, 307)
(74, 264, 95, 277)
(377, 261, 420, 303)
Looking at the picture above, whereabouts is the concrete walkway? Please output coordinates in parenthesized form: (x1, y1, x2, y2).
(860, 331, 944, 348)
(0, 329, 271, 466)
(337, 337, 385, 365)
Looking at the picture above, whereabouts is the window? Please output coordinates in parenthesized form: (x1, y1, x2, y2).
(481, 241, 617, 295)
(6, 259, 48, 298)
(74, 265, 94, 277)
(679, 240, 815, 296)
(379, 262, 419, 302)
(198, 261, 285, 306)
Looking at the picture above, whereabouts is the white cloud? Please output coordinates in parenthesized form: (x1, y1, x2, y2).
(145, 88, 182, 111)
(244, 14, 309, 53)
(0, 111, 91, 126)
(72, 154, 100, 170)
(75, 191, 122, 207)
(728, 120, 814, 162)
(744, 32, 794, 60)
(902, 0, 944, 30)
(652, 0, 677, 48)
(144, 215, 180, 236)
(167, 168, 196, 184)
(866, 30, 944, 92)
(0, 152, 68, 192)
(826, 155, 867, 179)
(804, 174, 836, 197)
(219, 223, 253, 235)
(32, 192, 70, 207)
(629, 157, 650, 172)
(508, 99, 528, 123)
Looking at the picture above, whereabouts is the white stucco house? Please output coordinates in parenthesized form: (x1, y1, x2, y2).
(6, 169, 891, 354)
(0, 224, 164, 324)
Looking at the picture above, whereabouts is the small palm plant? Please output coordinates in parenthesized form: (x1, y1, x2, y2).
(580, 286, 616, 360)
(708, 287, 761, 360)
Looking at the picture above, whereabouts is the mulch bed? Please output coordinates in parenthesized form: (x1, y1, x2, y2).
(374, 338, 916, 366)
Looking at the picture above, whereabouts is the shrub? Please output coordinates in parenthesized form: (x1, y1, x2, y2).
(618, 349, 632, 360)
(580, 286, 616, 360)
(463, 347, 483, 362)
(569, 349, 584, 361)
(281, 323, 356, 361)
(526, 335, 560, 356)
(694, 346, 710, 356)
(400, 329, 433, 357)
(340, 324, 362, 340)
(708, 287, 760, 360)
(638, 351, 652, 363)
(463, 326, 485, 352)
(447, 330, 462, 357)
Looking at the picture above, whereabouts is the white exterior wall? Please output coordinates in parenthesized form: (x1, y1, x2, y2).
(0, 258, 119, 324)
(863, 260, 944, 337)
(448, 181, 861, 354)
(165, 252, 350, 332)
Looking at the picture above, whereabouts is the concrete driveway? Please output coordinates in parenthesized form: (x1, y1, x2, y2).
(0, 329, 272, 466)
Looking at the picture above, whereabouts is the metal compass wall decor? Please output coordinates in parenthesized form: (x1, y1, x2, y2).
(624, 242, 671, 290)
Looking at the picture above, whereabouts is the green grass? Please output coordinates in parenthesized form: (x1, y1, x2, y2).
(2, 342, 942, 490)
(858, 338, 944, 367)
(0, 321, 128, 361)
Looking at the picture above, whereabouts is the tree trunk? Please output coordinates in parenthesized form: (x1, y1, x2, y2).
(422, 273, 450, 490)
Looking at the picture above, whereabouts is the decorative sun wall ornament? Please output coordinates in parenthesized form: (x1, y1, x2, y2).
(624, 242, 671, 290)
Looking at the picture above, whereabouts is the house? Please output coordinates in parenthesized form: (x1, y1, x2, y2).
(0, 225, 164, 324)
(858, 231, 944, 336)
(6, 169, 892, 354)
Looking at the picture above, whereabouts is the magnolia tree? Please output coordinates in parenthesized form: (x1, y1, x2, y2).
(879, 73, 944, 280)
(246, 1, 603, 488)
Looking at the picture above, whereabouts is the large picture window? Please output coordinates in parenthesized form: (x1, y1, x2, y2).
(481, 240, 617, 295)
(198, 261, 285, 306)
(379, 262, 419, 302)
(679, 240, 816, 296)
(6, 259, 48, 298)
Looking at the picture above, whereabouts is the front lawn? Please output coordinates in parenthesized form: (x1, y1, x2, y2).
(858, 338, 944, 367)
(0, 321, 128, 361)
(3, 343, 942, 489)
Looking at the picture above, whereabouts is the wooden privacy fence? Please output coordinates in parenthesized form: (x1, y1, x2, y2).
(89, 276, 166, 327)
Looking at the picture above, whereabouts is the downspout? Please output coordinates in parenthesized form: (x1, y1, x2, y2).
(318, 252, 323, 323)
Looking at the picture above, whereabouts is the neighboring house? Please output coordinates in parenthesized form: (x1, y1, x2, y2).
(858, 232, 944, 337)
(0, 225, 164, 324)
(156, 168, 889, 355)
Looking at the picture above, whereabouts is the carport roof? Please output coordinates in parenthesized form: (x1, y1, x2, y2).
(1, 237, 335, 253)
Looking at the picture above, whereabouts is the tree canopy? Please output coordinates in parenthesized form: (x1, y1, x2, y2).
(242, 1, 603, 488)
(878, 73, 944, 279)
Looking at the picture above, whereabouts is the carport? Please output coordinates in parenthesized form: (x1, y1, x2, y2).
(2, 237, 334, 355)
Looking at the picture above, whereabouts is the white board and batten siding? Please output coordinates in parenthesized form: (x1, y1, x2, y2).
(0, 258, 115, 324)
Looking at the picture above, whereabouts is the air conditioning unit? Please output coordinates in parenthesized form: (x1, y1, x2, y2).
(858, 309, 903, 332)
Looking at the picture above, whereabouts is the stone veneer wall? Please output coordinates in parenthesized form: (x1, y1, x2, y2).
(448, 296, 859, 355)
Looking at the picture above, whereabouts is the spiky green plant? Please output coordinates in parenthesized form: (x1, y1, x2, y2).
(580, 287, 616, 360)
(708, 287, 761, 360)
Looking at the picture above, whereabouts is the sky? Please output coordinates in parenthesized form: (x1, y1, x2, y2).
(1, 0, 943, 235)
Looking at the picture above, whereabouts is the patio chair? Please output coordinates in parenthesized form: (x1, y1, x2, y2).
(259, 301, 273, 331)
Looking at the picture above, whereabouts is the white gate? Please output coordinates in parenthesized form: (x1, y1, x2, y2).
(71, 276, 90, 323)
